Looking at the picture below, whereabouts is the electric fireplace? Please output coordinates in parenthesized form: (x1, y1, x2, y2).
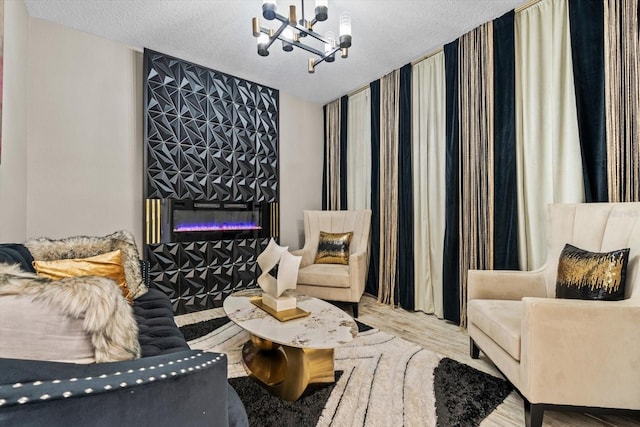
(145, 199, 277, 244)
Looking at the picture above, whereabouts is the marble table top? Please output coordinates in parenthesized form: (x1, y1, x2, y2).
(223, 289, 358, 349)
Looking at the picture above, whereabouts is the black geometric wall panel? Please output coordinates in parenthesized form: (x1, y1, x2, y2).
(144, 49, 279, 202)
(143, 50, 279, 314)
(146, 238, 270, 315)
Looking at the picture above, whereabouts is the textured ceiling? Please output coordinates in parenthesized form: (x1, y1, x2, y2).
(23, 0, 525, 105)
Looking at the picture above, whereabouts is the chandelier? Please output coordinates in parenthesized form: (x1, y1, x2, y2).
(251, 0, 352, 73)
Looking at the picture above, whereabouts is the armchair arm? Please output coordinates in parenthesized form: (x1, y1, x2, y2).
(291, 248, 315, 269)
(467, 269, 547, 301)
(0, 350, 230, 427)
(519, 298, 640, 408)
(348, 251, 368, 297)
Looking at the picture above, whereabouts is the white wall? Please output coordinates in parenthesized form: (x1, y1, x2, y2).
(26, 18, 144, 247)
(279, 93, 324, 249)
(0, 0, 29, 242)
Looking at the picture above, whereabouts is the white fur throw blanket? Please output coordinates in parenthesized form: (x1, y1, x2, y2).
(0, 264, 140, 362)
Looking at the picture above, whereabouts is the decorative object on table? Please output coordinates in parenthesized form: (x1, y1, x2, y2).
(252, 0, 352, 73)
(256, 238, 302, 312)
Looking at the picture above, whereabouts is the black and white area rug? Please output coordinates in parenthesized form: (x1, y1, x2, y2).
(179, 315, 512, 427)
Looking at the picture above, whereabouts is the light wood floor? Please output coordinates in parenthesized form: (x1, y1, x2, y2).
(357, 294, 640, 427)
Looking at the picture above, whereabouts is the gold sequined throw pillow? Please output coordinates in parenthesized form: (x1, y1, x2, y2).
(555, 244, 630, 301)
(314, 231, 353, 265)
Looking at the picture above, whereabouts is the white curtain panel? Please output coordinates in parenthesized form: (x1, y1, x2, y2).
(515, 0, 584, 270)
(411, 53, 446, 318)
(347, 89, 372, 210)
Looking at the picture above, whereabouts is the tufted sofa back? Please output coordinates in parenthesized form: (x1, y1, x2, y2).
(302, 210, 372, 261)
(542, 203, 640, 300)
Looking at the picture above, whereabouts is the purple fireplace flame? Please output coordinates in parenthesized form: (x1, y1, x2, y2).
(174, 222, 262, 232)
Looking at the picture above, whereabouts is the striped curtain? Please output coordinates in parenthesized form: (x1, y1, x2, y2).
(457, 22, 495, 327)
(604, 0, 640, 202)
(378, 70, 400, 304)
(323, 99, 346, 210)
(321, 0, 640, 325)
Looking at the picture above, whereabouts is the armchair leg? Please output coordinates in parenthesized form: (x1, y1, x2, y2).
(470, 338, 480, 359)
(352, 303, 358, 318)
(524, 400, 544, 427)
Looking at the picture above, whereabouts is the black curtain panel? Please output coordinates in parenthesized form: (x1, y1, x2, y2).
(366, 80, 381, 297)
(492, 11, 520, 270)
(397, 64, 415, 310)
(568, 0, 608, 202)
(443, 40, 461, 323)
(340, 95, 349, 210)
(322, 105, 328, 210)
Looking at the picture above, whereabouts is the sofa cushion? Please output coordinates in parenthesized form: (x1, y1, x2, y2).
(0, 263, 140, 363)
(467, 299, 522, 361)
(33, 249, 132, 303)
(0, 294, 95, 363)
(297, 263, 350, 288)
(0, 244, 35, 272)
(556, 243, 629, 301)
(134, 288, 190, 357)
(25, 230, 148, 299)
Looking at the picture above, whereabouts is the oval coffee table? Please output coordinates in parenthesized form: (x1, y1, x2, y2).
(223, 289, 358, 401)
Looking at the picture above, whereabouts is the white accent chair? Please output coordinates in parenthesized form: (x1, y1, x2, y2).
(291, 210, 372, 317)
(467, 203, 640, 427)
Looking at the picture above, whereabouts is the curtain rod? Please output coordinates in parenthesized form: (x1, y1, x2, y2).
(348, 84, 370, 98)
(345, 47, 443, 98)
(515, 0, 544, 13)
(410, 48, 444, 66)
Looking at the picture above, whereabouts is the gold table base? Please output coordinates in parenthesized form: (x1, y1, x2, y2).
(242, 334, 335, 401)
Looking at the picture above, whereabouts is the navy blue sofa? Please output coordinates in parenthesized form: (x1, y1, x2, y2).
(0, 244, 248, 427)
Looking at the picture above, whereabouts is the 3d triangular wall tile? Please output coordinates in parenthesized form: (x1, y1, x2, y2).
(144, 50, 278, 203)
(146, 238, 270, 314)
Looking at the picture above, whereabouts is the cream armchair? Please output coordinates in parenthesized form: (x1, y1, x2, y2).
(291, 210, 371, 317)
(467, 203, 640, 427)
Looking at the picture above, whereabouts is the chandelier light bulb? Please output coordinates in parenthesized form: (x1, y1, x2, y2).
(339, 13, 351, 36)
(281, 27, 294, 52)
(257, 33, 270, 56)
(262, 0, 277, 20)
(315, 0, 328, 22)
(339, 12, 352, 48)
(324, 31, 335, 62)
(324, 31, 335, 52)
(282, 27, 294, 41)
